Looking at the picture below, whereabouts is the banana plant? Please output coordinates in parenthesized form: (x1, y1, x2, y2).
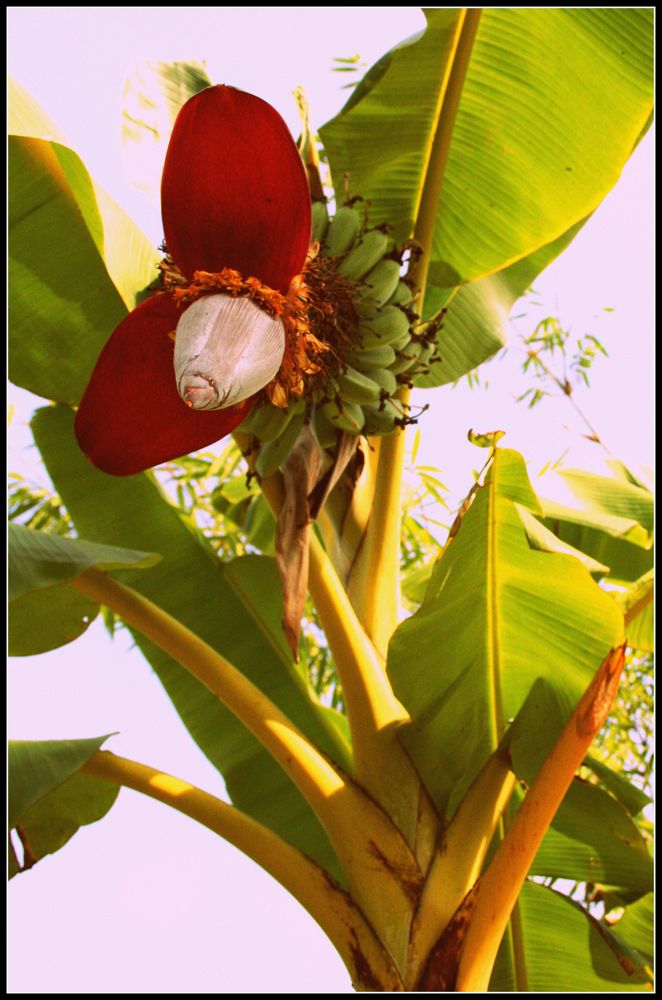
(9, 8, 653, 992)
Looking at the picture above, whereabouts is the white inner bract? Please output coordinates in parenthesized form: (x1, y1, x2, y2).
(173, 293, 286, 410)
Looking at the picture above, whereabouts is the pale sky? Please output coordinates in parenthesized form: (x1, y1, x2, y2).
(8, 7, 653, 993)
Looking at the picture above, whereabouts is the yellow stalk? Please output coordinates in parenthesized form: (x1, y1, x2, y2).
(345, 9, 483, 654)
(410, 8, 483, 303)
(446, 643, 627, 992)
(408, 749, 516, 986)
(84, 750, 403, 991)
(70, 568, 421, 969)
(309, 530, 433, 848)
(346, 422, 408, 659)
(257, 468, 427, 848)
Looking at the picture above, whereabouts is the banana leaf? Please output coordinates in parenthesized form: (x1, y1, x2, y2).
(320, 8, 653, 384)
(9, 523, 160, 656)
(387, 448, 624, 818)
(8, 133, 159, 404)
(9, 736, 119, 877)
(490, 880, 652, 991)
(321, 8, 653, 287)
(611, 893, 653, 966)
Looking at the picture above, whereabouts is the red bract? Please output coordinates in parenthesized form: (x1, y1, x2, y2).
(75, 85, 312, 476)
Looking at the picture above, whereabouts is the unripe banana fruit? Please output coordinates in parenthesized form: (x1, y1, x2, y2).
(335, 366, 383, 406)
(337, 230, 390, 281)
(359, 259, 402, 309)
(357, 305, 411, 349)
(244, 204, 443, 471)
(322, 399, 366, 434)
(311, 201, 329, 243)
(322, 206, 362, 257)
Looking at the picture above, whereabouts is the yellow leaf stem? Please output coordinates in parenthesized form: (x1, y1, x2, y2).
(345, 9, 483, 656)
(257, 467, 432, 851)
(70, 567, 421, 969)
(410, 7, 483, 302)
(421, 642, 626, 992)
(408, 747, 516, 987)
(346, 425, 408, 660)
(83, 750, 403, 991)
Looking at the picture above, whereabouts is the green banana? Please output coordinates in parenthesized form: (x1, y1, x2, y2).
(321, 399, 366, 434)
(389, 329, 414, 353)
(417, 341, 438, 367)
(388, 280, 415, 308)
(336, 366, 382, 406)
(362, 398, 403, 436)
(370, 368, 397, 395)
(358, 259, 402, 309)
(311, 201, 329, 243)
(337, 230, 390, 280)
(311, 405, 340, 451)
(241, 402, 295, 442)
(388, 340, 424, 374)
(255, 412, 305, 478)
(347, 343, 397, 370)
(357, 305, 411, 349)
(322, 206, 362, 257)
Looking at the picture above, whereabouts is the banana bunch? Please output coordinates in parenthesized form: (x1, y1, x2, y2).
(240, 200, 444, 472)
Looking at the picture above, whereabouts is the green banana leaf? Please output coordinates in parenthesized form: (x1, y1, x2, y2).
(508, 680, 651, 894)
(611, 893, 653, 966)
(613, 570, 654, 653)
(321, 8, 653, 287)
(9, 523, 160, 655)
(508, 674, 651, 819)
(8, 133, 159, 404)
(122, 60, 212, 200)
(320, 9, 652, 385)
(490, 880, 652, 991)
(482, 664, 651, 895)
(415, 217, 589, 386)
(559, 469, 654, 536)
(584, 754, 651, 818)
(31, 405, 349, 881)
(8, 736, 119, 878)
(539, 508, 653, 584)
(387, 448, 624, 819)
(9, 77, 161, 311)
(537, 463, 653, 584)
(515, 504, 609, 575)
(524, 781, 652, 893)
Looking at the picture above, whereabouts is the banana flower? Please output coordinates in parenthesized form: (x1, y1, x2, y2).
(75, 86, 312, 475)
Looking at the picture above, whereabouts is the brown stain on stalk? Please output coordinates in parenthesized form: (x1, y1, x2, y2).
(368, 839, 424, 905)
(349, 929, 389, 992)
(576, 643, 626, 738)
(417, 885, 478, 991)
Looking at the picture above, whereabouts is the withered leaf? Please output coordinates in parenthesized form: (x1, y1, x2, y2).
(276, 425, 358, 659)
